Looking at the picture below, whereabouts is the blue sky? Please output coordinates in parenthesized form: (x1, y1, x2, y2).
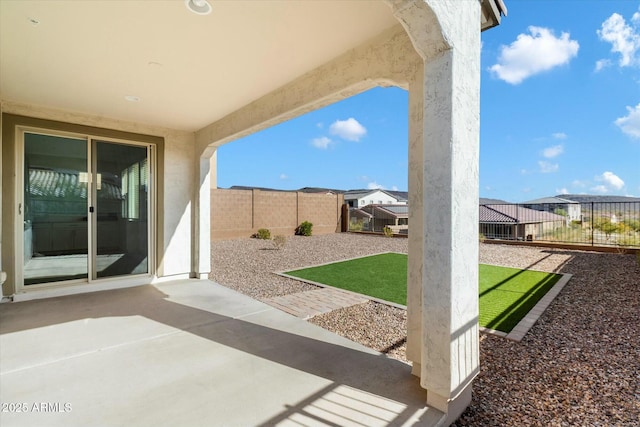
(217, 1, 640, 203)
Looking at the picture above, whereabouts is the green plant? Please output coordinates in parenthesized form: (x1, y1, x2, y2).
(254, 228, 271, 240)
(554, 208, 568, 217)
(350, 219, 364, 231)
(616, 234, 640, 248)
(570, 220, 582, 229)
(383, 226, 394, 237)
(296, 221, 313, 236)
(622, 219, 640, 232)
(272, 235, 286, 250)
(479, 232, 486, 243)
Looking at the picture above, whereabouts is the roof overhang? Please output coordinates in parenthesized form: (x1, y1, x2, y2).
(1, 1, 506, 132)
(481, 0, 507, 32)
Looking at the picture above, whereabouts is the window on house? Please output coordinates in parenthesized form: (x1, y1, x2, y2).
(121, 158, 147, 219)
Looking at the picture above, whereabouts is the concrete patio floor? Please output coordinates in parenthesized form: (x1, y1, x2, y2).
(0, 280, 445, 427)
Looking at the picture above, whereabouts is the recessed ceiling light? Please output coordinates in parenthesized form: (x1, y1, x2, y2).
(185, 0, 212, 15)
(125, 95, 141, 102)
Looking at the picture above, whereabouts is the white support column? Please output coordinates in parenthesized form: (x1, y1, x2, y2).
(406, 64, 424, 373)
(401, 0, 481, 422)
(420, 46, 480, 418)
(194, 155, 211, 279)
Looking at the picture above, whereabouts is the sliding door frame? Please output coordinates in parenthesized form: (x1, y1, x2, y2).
(14, 125, 157, 293)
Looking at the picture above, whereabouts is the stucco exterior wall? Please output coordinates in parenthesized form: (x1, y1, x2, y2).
(211, 189, 343, 240)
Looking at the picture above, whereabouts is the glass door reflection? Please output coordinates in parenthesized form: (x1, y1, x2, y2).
(23, 133, 88, 285)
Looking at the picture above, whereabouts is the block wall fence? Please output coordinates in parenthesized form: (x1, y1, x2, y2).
(211, 189, 344, 240)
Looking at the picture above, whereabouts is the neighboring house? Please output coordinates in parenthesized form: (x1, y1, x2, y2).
(386, 190, 409, 203)
(480, 204, 565, 241)
(557, 194, 640, 221)
(297, 187, 344, 196)
(0, 0, 505, 422)
(344, 189, 407, 208)
(522, 196, 582, 225)
(480, 197, 510, 204)
(360, 204, 409, 233)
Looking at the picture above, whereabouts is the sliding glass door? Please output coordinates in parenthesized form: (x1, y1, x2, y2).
(94, 141, 149, 278)
(21, 131, 152, 286)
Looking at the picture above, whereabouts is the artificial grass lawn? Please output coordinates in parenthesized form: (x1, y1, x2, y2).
(285, 253, 562, 333)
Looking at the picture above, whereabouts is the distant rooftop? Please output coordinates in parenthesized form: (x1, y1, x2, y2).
(523, 196, 579, 205)
(480, 197, 510, 205)
(557, 194, 640, 203)
(480, 204, 565, 224)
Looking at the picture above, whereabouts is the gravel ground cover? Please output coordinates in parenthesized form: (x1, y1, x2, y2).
(210, 233, 640, 426)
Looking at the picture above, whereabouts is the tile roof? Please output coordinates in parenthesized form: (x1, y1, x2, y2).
(480, 204, 565, 224)
(28, 169, 122, 200)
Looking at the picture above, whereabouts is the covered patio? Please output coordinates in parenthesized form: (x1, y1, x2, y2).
(1, 1, 505, 424)
(1, 279, 443, 426)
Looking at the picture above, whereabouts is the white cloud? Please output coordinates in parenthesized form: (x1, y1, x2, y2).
(367, 181, 385, 190)
(572, 179, 587, 188)
(615, 103, 640, 138)
(311, 136, 332, 149)
(391, 185, 399, 191)
(538, 160, 559, 173)
(329, 118, 367, 141)
(595, 58, 612, 72)
(591, 185, 609, 194)
(596, 171, 625, 190)
(552, 132, 567, 140)
(597, 12, 640, 68)
(489, 26, 579, 84)
(556, 187, 569, 194)
(543, 144, 564, 158)
(279, 173, 288, 180)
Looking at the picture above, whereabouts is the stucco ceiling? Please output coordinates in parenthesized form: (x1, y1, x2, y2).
(0, 0, 399, 132)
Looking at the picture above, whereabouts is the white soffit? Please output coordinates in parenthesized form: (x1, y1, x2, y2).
(0, 0, 398, 131)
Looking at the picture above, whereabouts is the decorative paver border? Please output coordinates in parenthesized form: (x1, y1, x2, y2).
(277, 253, 573, 342)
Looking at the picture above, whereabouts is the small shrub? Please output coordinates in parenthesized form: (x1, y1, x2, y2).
(479, 233, 486, 243)
(296, 221, 313, 236)
(617, 235, 639, 248)
(383, 226, 394, 237)
(350, 219, 364, 231)
(272, 235, 286, 250)
(254, 228, 271, 240)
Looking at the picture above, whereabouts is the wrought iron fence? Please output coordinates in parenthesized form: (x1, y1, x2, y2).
(480, 201, 640, 248)
(348, 201, 640, 248)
